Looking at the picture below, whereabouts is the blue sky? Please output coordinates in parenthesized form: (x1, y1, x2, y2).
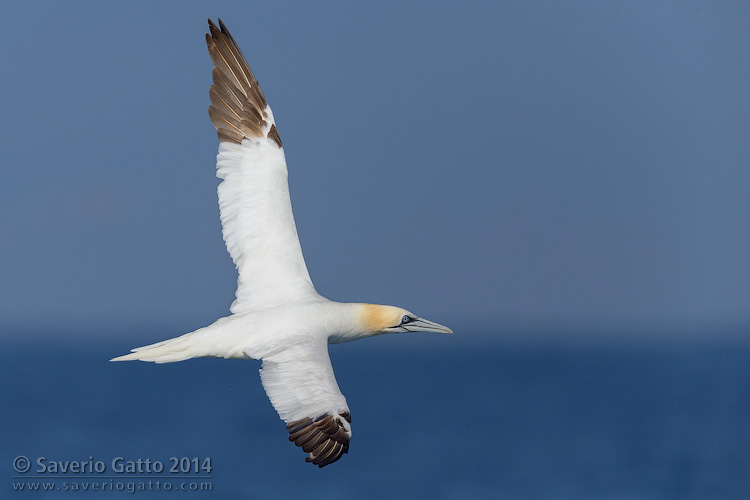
(2, 1, 749, 337)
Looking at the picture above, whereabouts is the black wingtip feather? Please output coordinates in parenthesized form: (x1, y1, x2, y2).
(286, 412, 352, 468)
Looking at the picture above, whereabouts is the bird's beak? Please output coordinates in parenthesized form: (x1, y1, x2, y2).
(405, 317, 454, 334)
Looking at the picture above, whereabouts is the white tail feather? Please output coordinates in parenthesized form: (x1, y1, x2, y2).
(110, 316, 251, 364)
(110, 334, 198, 364)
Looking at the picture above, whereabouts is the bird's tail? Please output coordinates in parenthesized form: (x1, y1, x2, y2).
(110, 316, 250, 364)
(110, 333, 200, 364)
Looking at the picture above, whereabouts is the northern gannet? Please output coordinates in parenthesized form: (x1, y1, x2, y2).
(111, 19, 453, 468)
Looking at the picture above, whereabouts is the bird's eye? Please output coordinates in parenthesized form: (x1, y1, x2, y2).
(401, 315, 411, 324)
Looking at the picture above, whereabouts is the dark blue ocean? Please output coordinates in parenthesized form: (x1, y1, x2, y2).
(2, 330, 749, 499)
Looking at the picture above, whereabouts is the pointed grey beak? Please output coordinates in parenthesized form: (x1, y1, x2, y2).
(404, 317, 453, 334)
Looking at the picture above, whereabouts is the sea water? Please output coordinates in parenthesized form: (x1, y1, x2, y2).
(2, 330, 749, 499)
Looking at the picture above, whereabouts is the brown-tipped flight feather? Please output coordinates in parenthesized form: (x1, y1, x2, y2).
(206, 19, 282, 147)
(286, 412, 351, 468)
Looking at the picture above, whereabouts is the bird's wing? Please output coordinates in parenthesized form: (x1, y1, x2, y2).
(206, 19, 318, 313)
(259, 339, 352, 467)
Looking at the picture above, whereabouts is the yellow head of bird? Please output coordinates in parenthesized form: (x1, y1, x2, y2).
(359, 304, 453, 335)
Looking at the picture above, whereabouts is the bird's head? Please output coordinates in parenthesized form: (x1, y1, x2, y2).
(359, 304, 453, 335)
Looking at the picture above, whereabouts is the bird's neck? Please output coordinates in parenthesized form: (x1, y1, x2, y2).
(324, 302, 388, 344)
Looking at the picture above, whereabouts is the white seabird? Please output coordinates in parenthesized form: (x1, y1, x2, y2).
(111, 19, 453, 468)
